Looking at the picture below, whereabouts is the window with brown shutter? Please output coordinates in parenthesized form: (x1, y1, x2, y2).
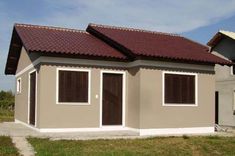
(164, 73, 196, 105)
(58, 69, 90, 103)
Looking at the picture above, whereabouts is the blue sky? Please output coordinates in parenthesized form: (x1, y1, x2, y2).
(1, 0, 235, 91)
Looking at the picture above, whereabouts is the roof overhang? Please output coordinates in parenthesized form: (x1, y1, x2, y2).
(207, 30, 235, 49)
(5, 27, 23, 75)
(5, 24, 233, 76)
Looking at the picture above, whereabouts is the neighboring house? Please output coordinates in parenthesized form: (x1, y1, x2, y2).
(208, 30, 235, 127)
(5, 23, 231, 135)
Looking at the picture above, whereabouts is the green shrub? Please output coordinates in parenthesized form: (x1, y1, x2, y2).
(0, 90, 15, 110)
(182, 135, 189, 139)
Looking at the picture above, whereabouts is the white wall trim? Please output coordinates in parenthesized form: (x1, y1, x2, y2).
(100, 70, 126, 128)
(39, 127, 134, 133)
(139, 127, 214, 136)
(14, 120, 214, 136)
(162, 71, 198, 107)
(15, 57, 41, 77)
(27, 69, 38, 127)
(15, 56, 214, 78)
(56, 67, 91, 105)
(15, 119, 40, 132)
(15, 119, 135, 133)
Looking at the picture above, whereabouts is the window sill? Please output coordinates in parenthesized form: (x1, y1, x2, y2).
(56, 102, 90, 106)
(163, 103, 198, 107)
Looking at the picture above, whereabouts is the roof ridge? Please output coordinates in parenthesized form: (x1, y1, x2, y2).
(179, 35, 209, 49)
(15, 23, 88, 34)
(89, 23, 180, 37)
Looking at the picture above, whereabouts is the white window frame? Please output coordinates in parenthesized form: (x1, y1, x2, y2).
(162, 71, 198, 107)
(231, 65, 235, 75)
(56, 68, 91, 105)
(16, 77, 22, 94)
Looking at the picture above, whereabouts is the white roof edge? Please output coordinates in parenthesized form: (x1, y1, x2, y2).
(219, 30, 235, 40)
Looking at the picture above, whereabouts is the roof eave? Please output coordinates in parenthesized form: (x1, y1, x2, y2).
(136, 54, 232, 66)
(5, 26, 23, 75)
(207, 32, 221, 47)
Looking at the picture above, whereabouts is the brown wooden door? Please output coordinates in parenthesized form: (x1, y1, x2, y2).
(29, 71, 36, 126)
(102, 73, 123, 125)
(215, 91, 219, 124)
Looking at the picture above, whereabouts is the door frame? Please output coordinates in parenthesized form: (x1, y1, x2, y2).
(99, 70, 126, 128)
(27, 69, 38, 127)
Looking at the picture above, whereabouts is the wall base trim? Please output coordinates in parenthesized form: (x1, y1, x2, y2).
(15, 120, 138, 133)
(39, 127, 135, 133)
(14, 120, 214, 136)
(139, 127, 214, 136)
(15, 119, 39, 132)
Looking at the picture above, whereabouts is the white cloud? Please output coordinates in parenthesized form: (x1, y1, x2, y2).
(41, 0, 235, 33)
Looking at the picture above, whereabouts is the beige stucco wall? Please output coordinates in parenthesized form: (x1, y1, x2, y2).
(139, 68, 215, 129)
(15, 46, 40, 124)
(212, 51, 233, 82)
(37, 63, 215, 129)
(216, 81, 235, 126)
(214, 60, 235, 126)
(39, 65, 99, 128)
(15, 71, 29, 123)
(14, 48, 216, 129)
(212, 37, 235, 126)
(126, 67, 140, 128)
(38, 64, 131, 128)
(16, 47, 39, 74)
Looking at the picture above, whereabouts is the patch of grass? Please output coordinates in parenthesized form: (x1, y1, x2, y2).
(190, 136, 235, 156)
(0, 136, 19, 156)
(0, 109, 14, 123)
(28, 136, 235, 156)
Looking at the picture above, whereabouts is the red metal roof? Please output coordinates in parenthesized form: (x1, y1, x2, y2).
(15, 24, 126, 59)
(87, 23, 231, 65)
